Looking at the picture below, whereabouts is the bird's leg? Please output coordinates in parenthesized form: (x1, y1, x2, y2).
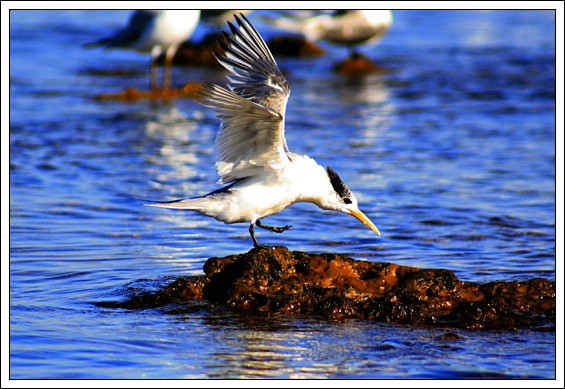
(150, 58, 158, 91)
(256, 219, 293, 233)
(163, 43, 179, 91)
(348, 46, 361, 59)
(150, 46, 162, 91)
(249, 222, 270, 249)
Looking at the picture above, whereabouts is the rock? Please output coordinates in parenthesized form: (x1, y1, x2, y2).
(172, 33, 324, 66)
(171, 34, 224, 68)
(98, 246, 555, 330)
(267, 35, 325, 57)
(333, 53, 389, 76)
(94, 82, 203, 102)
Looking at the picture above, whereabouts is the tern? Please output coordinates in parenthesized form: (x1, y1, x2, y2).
(85, 10, 201, 90)
(264, 10, 393, 56)
(147, 14, 381, 248)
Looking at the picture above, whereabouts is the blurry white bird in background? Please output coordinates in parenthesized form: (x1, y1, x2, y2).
(263, 10, 393, 56)
(85, 10, 201, 90)
(147, 14, 381, 248)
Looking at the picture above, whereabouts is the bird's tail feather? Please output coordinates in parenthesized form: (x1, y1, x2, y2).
(82, 38, 111, 48)
(144, 197, 208, 210)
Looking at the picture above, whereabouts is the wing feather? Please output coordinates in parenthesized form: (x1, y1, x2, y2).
(215, 14, 290, 116)
(198, 83, 289, 183)
(196, 14, 293, 183)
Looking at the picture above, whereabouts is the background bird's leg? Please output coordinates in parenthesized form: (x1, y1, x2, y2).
(163, 43, 179, 91)
(150, 46, 162, 91)
(348, 45, 360, 59)
(256, 219, 292, 233)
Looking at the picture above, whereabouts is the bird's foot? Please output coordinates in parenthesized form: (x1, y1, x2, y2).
(268, 225, 292, 233)
(253, 243, 272, 250)
(256, 221, 293, 234)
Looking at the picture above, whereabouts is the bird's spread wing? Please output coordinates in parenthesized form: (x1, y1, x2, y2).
(198, 83, 289, 183)
(216, 14, 290, 119)
(197, 14, 292, 184)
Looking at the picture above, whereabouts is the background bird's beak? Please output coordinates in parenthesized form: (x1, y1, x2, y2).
(348, 209, 381, 235)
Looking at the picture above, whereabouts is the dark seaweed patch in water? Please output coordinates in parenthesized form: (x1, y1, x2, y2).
(466, 90, 506, 100)
(419, 219, 458, 226)
(487, 215, 522, 228)
(444, 234, 491, 241)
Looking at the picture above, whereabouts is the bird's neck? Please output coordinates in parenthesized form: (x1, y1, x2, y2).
(287, 156, 335, 209)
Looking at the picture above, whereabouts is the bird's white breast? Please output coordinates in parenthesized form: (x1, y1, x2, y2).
(207, 155, 332, 224)
(136, 10, 200, 51)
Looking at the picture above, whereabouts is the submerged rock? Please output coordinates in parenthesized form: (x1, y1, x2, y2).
(99, 246, 555, 330)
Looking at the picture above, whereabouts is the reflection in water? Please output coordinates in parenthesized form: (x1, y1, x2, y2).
(337, 76, 395, 156)
(299, 75, 394, 147)
(139, 106, 224, 268)
(188, 312, 340, 379)
(452, 10, 554, 48)
(143, 106, 210, 193)
(170, 307, 556, 379)
(296, 75, 394, 224)
(326, 78, 394, 220)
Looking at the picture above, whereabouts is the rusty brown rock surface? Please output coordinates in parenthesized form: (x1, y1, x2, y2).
(333, 53, 390, 76)
(99, 246, 555, 330)
(94, 82, 203, 102)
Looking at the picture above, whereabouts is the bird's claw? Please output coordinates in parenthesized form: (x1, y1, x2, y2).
(253, 244, 272, 250)
(269, 225, 292, 233)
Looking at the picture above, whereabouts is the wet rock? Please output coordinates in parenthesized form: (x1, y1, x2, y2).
(172, 34, 325, 66)
(333, 53, 389, 76)
(99, 246, 555, 330)
(267, 35, 325, 57)
(94, 82, 203, 102)
(438, 332, 462, 341)
(97, 276, 208, 309)
(171, 34, 224, 68)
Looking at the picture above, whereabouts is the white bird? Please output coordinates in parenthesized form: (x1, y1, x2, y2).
(85, 10, 201, 90)
(147, 14, 381, 248)
(264, 10, 393, 55)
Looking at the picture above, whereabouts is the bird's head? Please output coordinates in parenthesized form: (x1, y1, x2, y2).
(323, 166, 381, 235)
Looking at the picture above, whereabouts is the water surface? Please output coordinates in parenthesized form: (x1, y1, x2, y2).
(9, 10, 556, 379)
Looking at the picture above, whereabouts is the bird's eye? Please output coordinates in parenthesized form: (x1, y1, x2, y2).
(343, 198, 352, 204)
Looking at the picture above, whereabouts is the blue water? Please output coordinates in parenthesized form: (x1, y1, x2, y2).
(9, 10, 556, 379)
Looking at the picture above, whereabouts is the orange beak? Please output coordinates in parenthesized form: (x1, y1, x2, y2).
(348, 209, 381, 235)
